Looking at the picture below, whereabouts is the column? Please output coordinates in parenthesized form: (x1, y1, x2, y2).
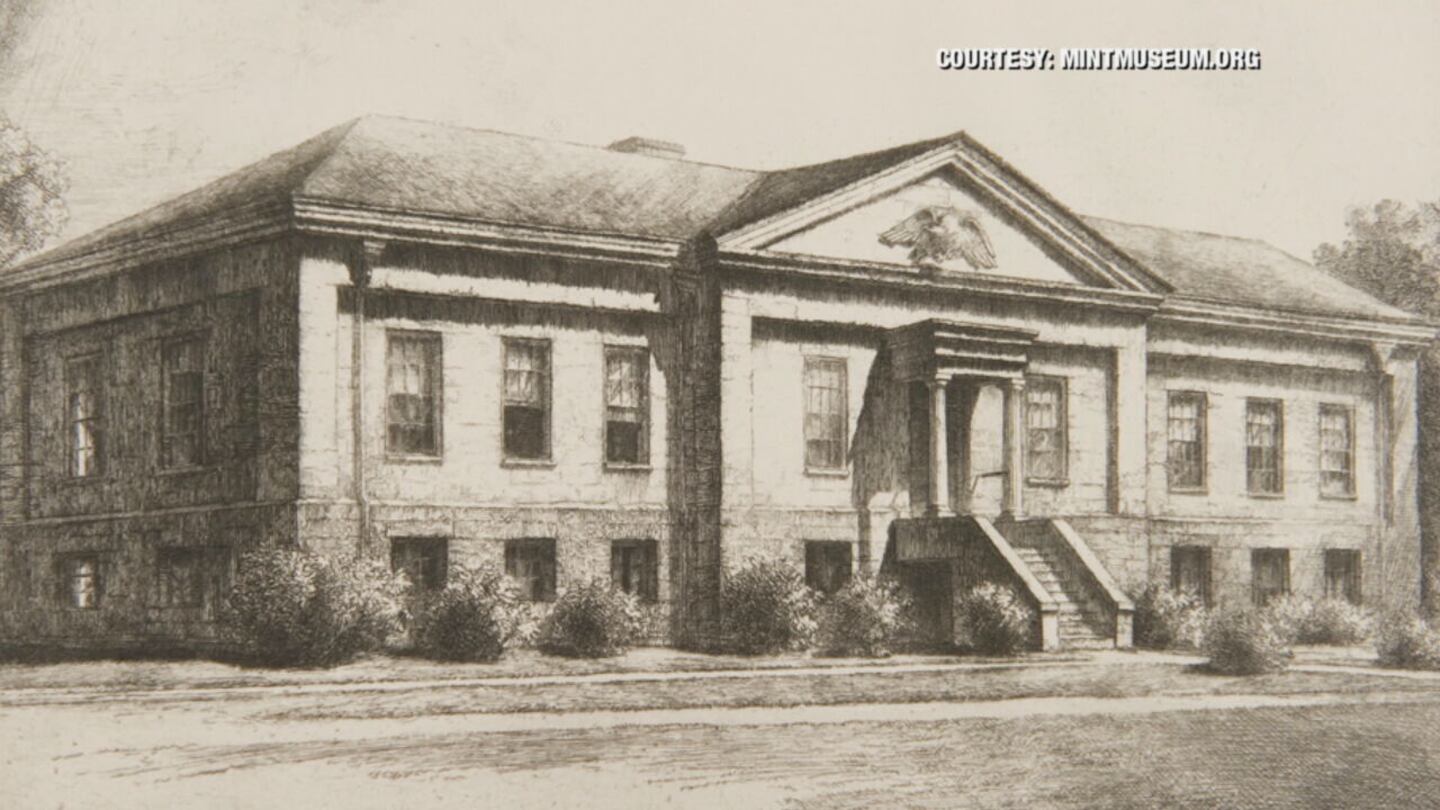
(927, 379, 952, 516)
(1002, 377, 1025, 517)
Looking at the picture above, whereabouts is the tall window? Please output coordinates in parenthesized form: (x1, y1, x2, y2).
(1167, 391, 1206, 491)
(1324, 549, 1362, 605)
(1245, 399, 1284, 495)
(804, 541, 853, 595)
(503, 339, 551, 461)
(161, 336, 206, 468)
(611, 540, 658, 602)
(505, 538, 556, 601)
(1025, 376, 1066, 481)
(1170, 546, 1212, 607)
(1251, 548, 1290, 607)
(803, 357, 847, 472)
(65, 354, 104, 478)
(57, 554, 101, 609)
(386, 332, 442, 457)
(390, 537, 449, 591)
(604, 347, 649, 466)
(1319, 404, 1355, 497)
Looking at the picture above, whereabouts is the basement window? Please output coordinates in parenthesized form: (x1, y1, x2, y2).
(1251, 548, 1290, 607)
(390, 537, 449, 592)
(505, 538, 556, 602)
(1324, 549, 1362, 605)
(611, 539, 658, 602)
(804, 541, 853, 595)
(56, 554, 102, 610)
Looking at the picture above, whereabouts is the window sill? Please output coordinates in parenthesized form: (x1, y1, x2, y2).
(1025, 477, 1069, 489)
(385, 454, 444, 466)
(1320, 492, 1359, 502)
(1168, 486, 1209, 496)
(1246, 491, 1286, 500)
(502, 458, 557, 469)
(604, 462, 653, 473)
(805, 468, 849, 479)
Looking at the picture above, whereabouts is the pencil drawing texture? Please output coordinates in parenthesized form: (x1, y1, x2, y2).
(0, 115, 1430, 657)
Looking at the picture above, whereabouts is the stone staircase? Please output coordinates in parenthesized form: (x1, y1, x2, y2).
(1010, 543, 1115, 649)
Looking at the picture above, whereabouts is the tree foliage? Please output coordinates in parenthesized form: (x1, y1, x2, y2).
(1313, 199, 1440, 317)
(0, 115, 68, 267)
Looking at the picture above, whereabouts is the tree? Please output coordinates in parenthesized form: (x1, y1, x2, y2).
(0, 116, 67, 268)
(1315, 199, 1440, 615)
(1314, 200, 1440, 318)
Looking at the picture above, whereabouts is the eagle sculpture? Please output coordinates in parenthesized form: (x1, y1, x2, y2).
(878, 206, 998, 271)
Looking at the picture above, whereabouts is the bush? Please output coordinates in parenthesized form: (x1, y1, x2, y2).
(412, 563, 531, 662)
(816, 575, 912, 658)
(224, 545, 407, 668)
(538, 579, 645, 658)
(719, 558, 819, 655)
(1375, 612, 1440, 670)
(1132, 584, 1207, 650)
(1202, 607, 1289, 675)
(954, 582, 1036, 656)
(1265, 595, 1373, 646)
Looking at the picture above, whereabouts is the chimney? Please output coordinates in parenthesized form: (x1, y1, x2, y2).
(607, 136, 686, 160)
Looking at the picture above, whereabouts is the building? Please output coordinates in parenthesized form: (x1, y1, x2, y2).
(0, 116, 1432, 651)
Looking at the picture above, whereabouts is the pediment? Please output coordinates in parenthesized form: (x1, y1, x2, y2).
(716, 140, 1169, 294)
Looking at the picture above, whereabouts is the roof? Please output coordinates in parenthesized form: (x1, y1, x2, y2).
(11, 115, 1418, 325)
(1082, 216, 1413, 322)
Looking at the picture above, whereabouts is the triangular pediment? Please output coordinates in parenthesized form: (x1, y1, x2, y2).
(716, 138, 1170, 294)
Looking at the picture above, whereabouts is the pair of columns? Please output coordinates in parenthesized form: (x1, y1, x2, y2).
(924, 377, 1025, 518)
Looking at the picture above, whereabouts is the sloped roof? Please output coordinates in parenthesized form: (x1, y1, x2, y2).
(1082, 216, 1413, 321)
(12, 115, 1417, 325)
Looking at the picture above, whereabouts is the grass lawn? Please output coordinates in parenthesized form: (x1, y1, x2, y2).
(0, 646, 1070, 693)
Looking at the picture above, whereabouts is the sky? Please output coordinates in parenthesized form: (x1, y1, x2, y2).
(1, 0, 1437, 260)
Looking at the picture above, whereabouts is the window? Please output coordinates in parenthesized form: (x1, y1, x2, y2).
(503, 339, 551, 461)
(154, 546, 232, 611)
(803, 357, 848, 471)
(604, 347, 649, 466)
(505, 538, 556, 601)
(1245, 399, 1284, 494)
(611, 540, 658, 602)
(386, 332, 442, 457)
(161, 336, 205, 468)
(1325, 549, 1362, 605)
(156, 548, 204, 607)
(1251, 549, 1290, 607)
(65, 354, 104, 478)
(56, 554, 101, 609)
(1167, 392, 1206, 491)
(390, 537, 449, 591)
(1319, 404, 1355, 497)
(804, 541, 853, 595)
(1025, 376, 1066, 481)
(1170, 546, 1212, 607)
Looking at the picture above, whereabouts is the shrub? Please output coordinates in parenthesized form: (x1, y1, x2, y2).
(719, 558, 819, 655)
(816, 575, 912, 658)
(1132, 584, 1208, 650)
(1375, 612, 1440, 670)
(1202, 607, 1289, 675)
(412, 563, 531, 662)
(954, 582, 1036, 656)
(1265, 595, 1373, 646)
(224, 545, 407, 668)
(537, 579, 645, 658)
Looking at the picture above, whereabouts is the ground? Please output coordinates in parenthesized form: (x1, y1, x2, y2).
(3, 648, 1437, 808)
